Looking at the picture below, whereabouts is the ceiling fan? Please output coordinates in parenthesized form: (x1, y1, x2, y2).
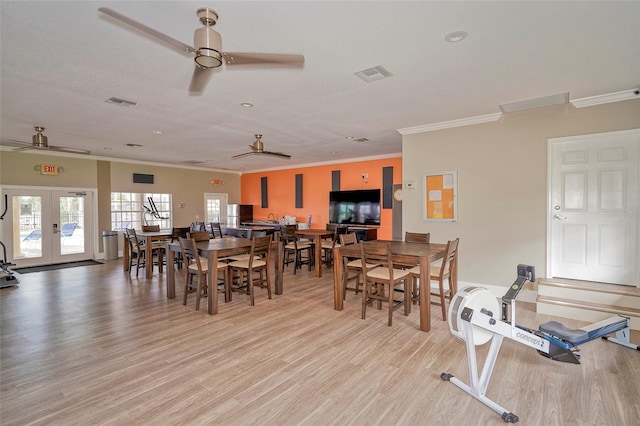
(2, 126, 91, 155)
(99, 7, 305, 94)
(232, 134, 291, 159)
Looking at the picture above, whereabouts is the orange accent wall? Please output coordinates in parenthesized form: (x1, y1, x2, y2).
(241, 157, 402, 240)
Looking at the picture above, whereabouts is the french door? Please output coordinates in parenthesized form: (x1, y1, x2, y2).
(548, 129, 639, 287)
(1, 188, 94, 268)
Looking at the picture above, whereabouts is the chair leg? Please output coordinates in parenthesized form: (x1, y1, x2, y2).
(404, 280, 411, 316)
(387, 283, 394, 326)
(361, 279, 368, 320)
(183, 273, 191, 305)
(265, 270, 272, 300)
(195, 274, 204, 311)
(439, 280, 446, 320)
(248, 270, 255, 306)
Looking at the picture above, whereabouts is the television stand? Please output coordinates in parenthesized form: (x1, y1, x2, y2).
(347, 227, 377, 241)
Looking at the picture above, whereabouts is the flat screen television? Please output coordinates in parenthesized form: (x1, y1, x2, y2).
(329, 189, 381, 226)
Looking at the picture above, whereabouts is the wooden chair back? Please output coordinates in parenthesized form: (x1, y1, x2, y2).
(171, 226, 190, 242)
(187, 231, 211, 242)
(339, 232, 357, 246)
(360, 241, 393, 276)
(143, 225, 160, 232)
(405, 232, 430, 243)
(209, 222, 223, 238)
(436, 238, 459, 280)
(179, 237, 205, 275)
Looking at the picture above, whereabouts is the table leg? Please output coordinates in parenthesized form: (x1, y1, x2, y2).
(333, 246, 344, 310)
(419, 257, 431, 332)
(123, 234, 130, 272)
(145, 237, 153, 279)
(314, 235, 323, 277)
(166, 242, 175, 299)
(207, 251, 219, 315)
(275, 239, 283, 295)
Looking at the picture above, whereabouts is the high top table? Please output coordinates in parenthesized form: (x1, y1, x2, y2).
(294, 228, 334, 277)
(122, 229, 172, 278)
(332, 240, 450, 332)
(166, 237, 283, 315)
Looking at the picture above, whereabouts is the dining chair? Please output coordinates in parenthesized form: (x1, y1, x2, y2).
(125, 228, 164, 277)
(190, 222, 206, 232)
(227, 235, 272, 306)
(142, 225, 160, 232)
(405, 231, 431, 243)
(280, 224, 313, 274)
(321, 224, 342, 268)
(170, 226, 190, 268)
(187, 231, 211, 242)
(360, 241, 410, 326)
(338, 232, 379, 300)
(408, 238, 459, 320)
(209, 222, 224, 239)
(179, 237, 228, 311)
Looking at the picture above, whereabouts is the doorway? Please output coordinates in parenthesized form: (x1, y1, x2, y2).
(548, 129, 639, 287)
(204, 193, 228, 224)
(1, 187, 95, 268)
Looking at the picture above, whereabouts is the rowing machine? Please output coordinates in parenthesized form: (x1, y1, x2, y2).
(441, 265, 638, 423)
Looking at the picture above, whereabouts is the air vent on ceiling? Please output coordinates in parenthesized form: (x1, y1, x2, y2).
(105, 97, 138, 108)
(499, 93, 569, 113)
(181, 160, 207, 165)
(125, 143, 143, 147)
(352, 137, 369, 143)
(354, 66, 392, 83)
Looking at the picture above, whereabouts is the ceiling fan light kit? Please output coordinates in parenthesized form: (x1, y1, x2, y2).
(32, 126, 49, 148)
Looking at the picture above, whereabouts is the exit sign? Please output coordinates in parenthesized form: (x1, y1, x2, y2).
(40, 164, 59, 175)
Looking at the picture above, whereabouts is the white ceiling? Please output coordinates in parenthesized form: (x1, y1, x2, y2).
(1, 1, 639, 172)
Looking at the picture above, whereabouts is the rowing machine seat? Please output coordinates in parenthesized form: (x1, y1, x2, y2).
(539, 321, 588, 344)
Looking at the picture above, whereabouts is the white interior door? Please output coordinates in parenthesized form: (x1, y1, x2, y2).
(549, 129, 639, 286)
(1, 188, 94, 267)
(205, 193, 228, 225)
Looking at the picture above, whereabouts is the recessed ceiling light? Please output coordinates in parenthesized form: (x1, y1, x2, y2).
(445, 31, 468, 43)
(152, 130, 163, 134)
(330, 151, 339, 155)
(240, 102, 254, 108)
(345, 136, 354, 140)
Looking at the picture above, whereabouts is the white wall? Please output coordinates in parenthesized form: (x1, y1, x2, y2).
(402, 99, 640, 289)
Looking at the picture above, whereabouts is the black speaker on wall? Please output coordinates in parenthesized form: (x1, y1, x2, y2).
(331, 170, 340, 191)
(261, 177, 268, 208)
(382, 166, 393, 209)
(295, 174, 303, 208)
(133, 173, 154, 184)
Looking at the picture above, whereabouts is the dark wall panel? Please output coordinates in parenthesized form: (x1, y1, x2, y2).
(331, 170, 340, 191)
(382, 166, 393, 209)
(295, 174, 303, 208)
(261, 177, 268, 208)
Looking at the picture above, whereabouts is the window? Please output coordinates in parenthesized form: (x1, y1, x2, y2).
(111, 192, 172, 231)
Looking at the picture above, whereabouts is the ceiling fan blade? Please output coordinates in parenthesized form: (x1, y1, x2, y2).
(99, 7, 196, 54)
(223, 52, 305, 67)
(1, 139, 30, 148)
(188, 66, 214, 94)
(231, 152, 255, 159)
(262, 151, 291, 159)
(50, 146, 91, 155)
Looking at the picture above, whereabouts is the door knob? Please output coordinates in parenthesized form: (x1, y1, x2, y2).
(553, 214, 567, 221)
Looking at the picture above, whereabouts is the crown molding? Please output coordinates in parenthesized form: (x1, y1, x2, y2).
(397, 112, 502, 135)
(570, 89, 640, 108)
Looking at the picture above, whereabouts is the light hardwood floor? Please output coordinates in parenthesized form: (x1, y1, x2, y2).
(1, 260, 639, 426)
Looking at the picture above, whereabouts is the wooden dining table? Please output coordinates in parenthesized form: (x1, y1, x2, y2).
(332, 240, 450, 332)
(122, 229, 173, 278)
(294, 228, 334, 277)
(165, 237, 284, 315)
